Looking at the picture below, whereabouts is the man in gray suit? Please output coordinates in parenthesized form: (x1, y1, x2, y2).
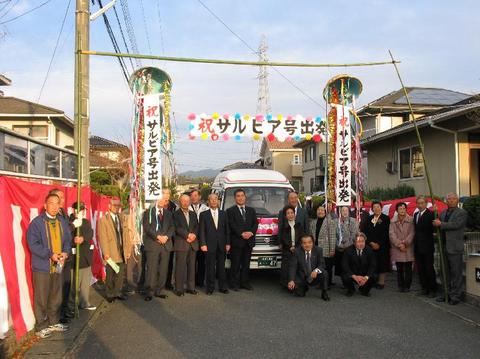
(433, 193, 468, 305)
(278, 191, 309, 233)
(173, 194, 199, 296)
(142, 198, 175, 301)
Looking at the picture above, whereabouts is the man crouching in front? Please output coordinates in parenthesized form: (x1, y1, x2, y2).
(288, 234, 330, 301)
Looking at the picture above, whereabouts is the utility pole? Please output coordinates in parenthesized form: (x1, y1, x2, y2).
(74, 0, 90, 185)
(73, 0, 90, 318)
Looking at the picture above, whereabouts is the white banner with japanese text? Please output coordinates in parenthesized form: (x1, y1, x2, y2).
(334, 104, 351, 206)
(143, 94, 163, 200)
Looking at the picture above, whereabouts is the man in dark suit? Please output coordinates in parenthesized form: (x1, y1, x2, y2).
(227, 188, 258, 291)
(288, 234, 329, 300)
(173, 194, 199, 296)
(142, 197, 175, 301)
(413, 196, 437, 298)
(342, 232, 376, 297)
(199, 193, 230, 295)
(433, 192, 468, 305)
(190, 189, 209, 288)
(277, 191, 308, 234)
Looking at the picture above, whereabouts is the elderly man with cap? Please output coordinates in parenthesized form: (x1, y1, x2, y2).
(98, 198, 128, 303)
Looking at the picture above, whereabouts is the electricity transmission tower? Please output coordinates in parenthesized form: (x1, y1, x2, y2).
(252, 35, 271, 160)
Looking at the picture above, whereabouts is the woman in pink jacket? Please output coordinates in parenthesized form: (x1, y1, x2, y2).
(389, 202, 415, 292)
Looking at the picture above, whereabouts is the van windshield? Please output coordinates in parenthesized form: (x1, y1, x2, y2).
(223, 187, 291, 217)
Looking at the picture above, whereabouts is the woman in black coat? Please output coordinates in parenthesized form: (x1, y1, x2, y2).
(278, 205, 305, 288)
(363, 201, 391, 289)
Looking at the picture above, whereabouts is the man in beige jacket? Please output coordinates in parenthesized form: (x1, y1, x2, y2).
(98, 198, 128, 303)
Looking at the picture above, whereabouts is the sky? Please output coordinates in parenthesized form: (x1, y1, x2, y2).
(1, 0, 479, 172)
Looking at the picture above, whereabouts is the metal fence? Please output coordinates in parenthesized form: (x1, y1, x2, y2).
(0, 126, 77, 182)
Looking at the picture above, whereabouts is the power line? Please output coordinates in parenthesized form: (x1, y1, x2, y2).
(97, 0, 130, 83)
(119, 0, 141, 68)
(112, 3, 135, 74)
(195, 0, 326, 110)
(37, 0, 72, 102)
(139, 0, 152, 56)
(0, 0, 52, 25)
(0, 0, 18, 20)
(155, 0, 166, 55)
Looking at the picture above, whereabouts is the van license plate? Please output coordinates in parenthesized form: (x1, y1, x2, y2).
(258, 256, 277, 267)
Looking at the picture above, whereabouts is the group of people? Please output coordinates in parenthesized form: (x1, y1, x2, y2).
(292, 193, 468, 303)
(26, 186, 468, 340)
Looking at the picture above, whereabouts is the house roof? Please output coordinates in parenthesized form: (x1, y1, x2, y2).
(0, 96, 66, 115)
(264, 139, 301, 150)
(90, 135, 128, 149)
(358, 87, 470, 113)
(361, 101, 480, 146)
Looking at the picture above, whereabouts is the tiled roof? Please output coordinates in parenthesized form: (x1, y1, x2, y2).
(358, 87, 470, 112)
(0, 74, 12, 86)
(266, 139, 301, 150)
(361, 101, 480, 145)
(90, 135, 128, 149)
(0, 96, 65, 115)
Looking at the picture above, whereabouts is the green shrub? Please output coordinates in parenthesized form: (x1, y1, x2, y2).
(365, 185, 415, 202)
(463, 195, 480, 230)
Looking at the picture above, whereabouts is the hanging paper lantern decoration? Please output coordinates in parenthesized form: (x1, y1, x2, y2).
(313, 134, 321, 142)
(222, 134, 230, 141)
(255, 114, 264, 122)
(267, 133, 276, 142)
(201, 133, 209, 140)
(212, 112, 220, 120)
(224, 113, 230, 119)
(253, 134, 261, 141)
(235, 113, 241, 120)
(188, 113, 196, 121)
(235, 135, 241, 141)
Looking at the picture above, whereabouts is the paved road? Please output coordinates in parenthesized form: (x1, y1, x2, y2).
(71, 271, 480, 359)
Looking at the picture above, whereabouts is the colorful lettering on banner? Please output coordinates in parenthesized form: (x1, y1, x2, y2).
(334, 104, 351, 206)
(143, 94, 162, 200)
(188, 113, 327, 142)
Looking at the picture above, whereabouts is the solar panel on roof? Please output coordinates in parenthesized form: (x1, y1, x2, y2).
(395, 89, 469, 106)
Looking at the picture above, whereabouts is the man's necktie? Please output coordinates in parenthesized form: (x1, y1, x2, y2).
(159, 209, 164, 223)
(213, 210, 218, 229)
(306, 251, 311, 273)
(240, 207, 246, 221)
(113, 215, 122, 246)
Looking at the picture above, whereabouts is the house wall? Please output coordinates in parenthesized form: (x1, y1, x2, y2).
(0, 117, 73, 148)
(300, 142, 327, 193)
(364, 127, 457, 197)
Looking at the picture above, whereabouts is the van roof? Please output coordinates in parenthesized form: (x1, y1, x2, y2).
(213, 169, 291, 188)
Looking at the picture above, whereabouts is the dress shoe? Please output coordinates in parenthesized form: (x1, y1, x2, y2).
(232, 287, 239, 292)
(166, 284, 174, 291)
(154, 293, 168, 299)
(403, 288, 410, 293)
(436, 296, 447, 303)
(64, 311, 75, 319)
(240, 283, 253, 291)
(186, 289, 198, 295)
(59, 317, 71, 324)
(106, 297, 116, 303)
(417, 289, 428, 296)
(449, 299, 460, 305)
(175, 291, 185, 297)
(375, 284, 385, 290)
(144, 295, 153, 302)
(398, 288, 405, 293)
(360, 291, 371, 297)
(346, 290, 354, 297)
(116, 295, 128, 301)
(321, 290, 330, 301)
(220, 289, 229, 294)
(206, 290, 213, 295)
(428, 292, 437, 298)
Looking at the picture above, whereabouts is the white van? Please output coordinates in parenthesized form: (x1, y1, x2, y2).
(211, 169, 294, 269)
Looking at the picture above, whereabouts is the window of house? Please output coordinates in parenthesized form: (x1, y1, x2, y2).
(399, 146, 424, 179)
(292, 154, 301, 165)
(310, 178, 314, 193)
(12, 125, 48, 142)
(309, 145, 316, 161)
(303, 148, 308, 163)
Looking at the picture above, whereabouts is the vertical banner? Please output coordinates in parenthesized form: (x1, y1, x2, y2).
(335, 104, 352, 206)
(143, 94, 163, 200)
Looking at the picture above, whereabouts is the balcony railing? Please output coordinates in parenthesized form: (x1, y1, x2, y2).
(0, 126, 77, 182)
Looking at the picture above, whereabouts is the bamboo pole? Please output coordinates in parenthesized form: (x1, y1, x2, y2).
(388, 50, 448, 302)
(80, 50, 399, 68)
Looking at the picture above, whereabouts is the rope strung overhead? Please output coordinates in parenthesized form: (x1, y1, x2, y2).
(80, 50, 400, 68)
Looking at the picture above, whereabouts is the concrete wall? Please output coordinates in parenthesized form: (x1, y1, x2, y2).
(364, 127, 457, 197)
